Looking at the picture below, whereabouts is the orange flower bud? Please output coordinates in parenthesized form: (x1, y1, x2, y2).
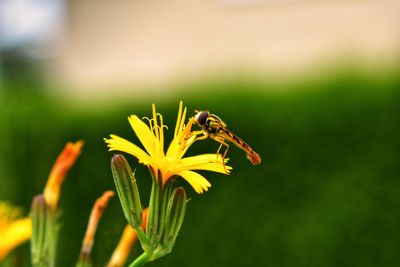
(80, 191, 115, 261)
(44, 141, 84, 209)
(107, 208, 148, 267)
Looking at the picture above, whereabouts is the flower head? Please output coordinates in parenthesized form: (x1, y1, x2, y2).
(105, 101, 231, 193)
(0, 202, 32, 261)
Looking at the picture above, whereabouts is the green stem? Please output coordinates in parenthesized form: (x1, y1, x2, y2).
(128, 251, 152, 267)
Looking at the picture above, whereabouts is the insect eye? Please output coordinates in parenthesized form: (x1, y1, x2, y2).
(197, 111, 208, 125)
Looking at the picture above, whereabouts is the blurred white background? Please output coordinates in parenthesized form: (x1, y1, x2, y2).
(1, 0, 399, 98)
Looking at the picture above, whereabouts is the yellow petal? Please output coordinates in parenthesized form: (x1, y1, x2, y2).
(173, 101, 184, 137)
(105, 135, 152, 164)
(178, 170, 211, 194)
(178, 154, 232, 174)
(178, 118, 195, 156)
(0, 217, 32, 261)
(179, 107, 187, 134)
(151, 104, 159, 140)
(165, 138, 180, 159)
(128, 115, 157, 157)
(179, 162, 231, 174)
(166, 118, 195, 159)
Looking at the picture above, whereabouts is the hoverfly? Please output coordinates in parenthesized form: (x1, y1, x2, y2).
(193, 110, 261, 165)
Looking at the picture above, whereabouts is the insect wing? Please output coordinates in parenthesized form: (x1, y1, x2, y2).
(209, 114, 227, 128)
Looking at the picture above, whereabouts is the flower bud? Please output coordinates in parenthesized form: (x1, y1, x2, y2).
(31, 195, 58, 267)
(111, 154, 143, 228)
(145, 177, 163, 250)
(107, 208, 149, 267)
(78, 191, 114, 267)
(44, 141, 83, 209)
(162, 187, 186, 252)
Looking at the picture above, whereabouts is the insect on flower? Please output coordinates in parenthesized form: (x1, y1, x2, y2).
(192, 110, 261, 165)
(105, 101, 232, 194)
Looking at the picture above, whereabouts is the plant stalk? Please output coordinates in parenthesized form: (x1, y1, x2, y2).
(128, 251, 152, 267)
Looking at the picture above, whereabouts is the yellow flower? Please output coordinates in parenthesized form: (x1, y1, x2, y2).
(105, 101, 231, 193)
(0, 202, 32, 261)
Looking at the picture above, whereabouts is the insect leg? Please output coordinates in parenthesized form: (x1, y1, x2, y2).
(193, 132, 209, 142)
(183, 131, 209, 151)
(216, 143, 223, 155)
(212, 136, 230, 173)
(184, 130, 205, 141)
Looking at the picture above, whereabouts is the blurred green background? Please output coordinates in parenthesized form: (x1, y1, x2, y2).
(1, 64, 399, 266)
(1, 1, 400, 266)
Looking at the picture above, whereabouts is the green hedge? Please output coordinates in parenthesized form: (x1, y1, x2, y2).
(1, 68, 399, 266)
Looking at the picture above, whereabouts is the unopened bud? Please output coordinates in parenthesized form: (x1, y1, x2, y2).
(145, 177, 163, 249)
(162, 187, 186, 252)
(78, 191, 114, 267)
(107, 208, 149, 267)
(111, 154, 142, 228)
(44, 141, 83, 209)
(31, 195, 58, 267)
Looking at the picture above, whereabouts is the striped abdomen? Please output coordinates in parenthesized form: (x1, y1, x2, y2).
(222, 129, 261, 165)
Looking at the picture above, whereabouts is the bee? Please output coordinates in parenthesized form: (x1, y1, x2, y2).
(193, 110, 261, 165)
